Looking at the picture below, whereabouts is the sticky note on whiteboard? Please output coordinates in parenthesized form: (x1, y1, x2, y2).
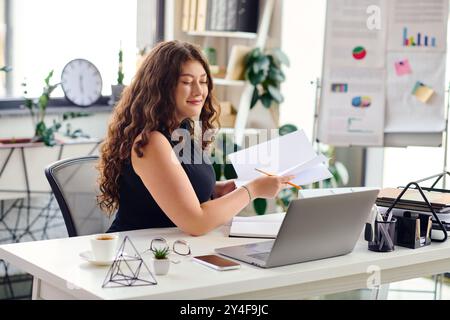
(412, 81, 434, 103)
(394, 59, 412, 76)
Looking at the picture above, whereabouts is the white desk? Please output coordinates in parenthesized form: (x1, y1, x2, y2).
(0, 226, 450, 300)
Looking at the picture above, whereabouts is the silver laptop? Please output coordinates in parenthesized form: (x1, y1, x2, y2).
(215, 189, 379, 268)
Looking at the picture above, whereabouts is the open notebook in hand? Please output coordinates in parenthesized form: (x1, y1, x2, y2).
(227, 130, 332, 187)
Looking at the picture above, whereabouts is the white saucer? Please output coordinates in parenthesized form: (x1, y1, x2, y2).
(79, 251, 115, 266)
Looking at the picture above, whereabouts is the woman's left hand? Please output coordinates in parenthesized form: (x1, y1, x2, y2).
(213, 180, 237, 198)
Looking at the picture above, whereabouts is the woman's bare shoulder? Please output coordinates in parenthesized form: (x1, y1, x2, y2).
(134, 131, 168, 147)
(132, 131, 172, 158)
(131, 131, 181, 177)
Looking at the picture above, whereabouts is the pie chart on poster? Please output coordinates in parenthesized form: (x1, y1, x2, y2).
(352, 46, 366, 60)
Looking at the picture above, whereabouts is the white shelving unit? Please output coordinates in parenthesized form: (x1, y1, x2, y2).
(165, 0, 277, 145)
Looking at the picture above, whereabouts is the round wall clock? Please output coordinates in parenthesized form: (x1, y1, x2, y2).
(61, 59, 102, 107)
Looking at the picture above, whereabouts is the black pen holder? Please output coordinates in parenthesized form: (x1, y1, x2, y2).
(394, 212, 432, 249)
(366, 218, 397, 252)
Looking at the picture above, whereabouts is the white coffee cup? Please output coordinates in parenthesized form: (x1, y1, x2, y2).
(90, 234, 119, 262)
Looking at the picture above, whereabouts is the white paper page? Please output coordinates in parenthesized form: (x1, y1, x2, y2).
(290, 164, 333, 186)
(385, 52, 446, 133)
(232, 212, 286, 223)
(279, 154, 328, 176)
(319, 68, 386, 146)
(384, 0, 447, 133)
(324, 0, 387, 68)
(228, 130, 318, 182)
(229, 222, 281, 238)
(229, 213, 286, 238)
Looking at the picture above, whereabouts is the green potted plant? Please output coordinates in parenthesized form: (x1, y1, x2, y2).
(20, 70, 91, 147)
(244, 48, 290, 110)
(111, 44, 125, 104)
(152, 247, 170, 275)
(22, 70, 60, 146)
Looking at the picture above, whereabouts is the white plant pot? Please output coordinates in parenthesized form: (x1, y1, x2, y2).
(153, 258, 170, 275)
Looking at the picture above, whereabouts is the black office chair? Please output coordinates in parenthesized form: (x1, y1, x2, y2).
(45, 156, 113, 237)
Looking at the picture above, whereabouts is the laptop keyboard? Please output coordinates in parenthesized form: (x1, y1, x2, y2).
(248, 252, 270, 261)
(244, 241, 274, 252)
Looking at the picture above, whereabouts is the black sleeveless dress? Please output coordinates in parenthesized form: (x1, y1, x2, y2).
(107, 123, 216, 232)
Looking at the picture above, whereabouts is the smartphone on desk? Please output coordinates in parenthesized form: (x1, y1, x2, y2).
(192, 254, 241, 271)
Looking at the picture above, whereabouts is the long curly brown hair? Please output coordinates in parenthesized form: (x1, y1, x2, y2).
(97, 40, 219, 215)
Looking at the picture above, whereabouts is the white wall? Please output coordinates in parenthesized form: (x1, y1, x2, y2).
(0, 112, 111, 140)
(10, 0, 137, 98)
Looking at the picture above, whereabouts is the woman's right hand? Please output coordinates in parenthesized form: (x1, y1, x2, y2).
(246, 175, 296, 199)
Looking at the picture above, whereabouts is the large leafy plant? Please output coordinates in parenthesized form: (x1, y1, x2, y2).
(22, 70, 60, 146)
(244, 48, 290, 109)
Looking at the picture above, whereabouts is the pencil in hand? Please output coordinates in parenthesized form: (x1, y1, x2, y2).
(254, 168, 302, 190)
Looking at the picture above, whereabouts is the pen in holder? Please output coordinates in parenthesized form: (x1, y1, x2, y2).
(366, 218, 397, 252)
(395, 212, 432, 249)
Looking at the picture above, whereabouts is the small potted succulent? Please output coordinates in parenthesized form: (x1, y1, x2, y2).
(152, 247, 170, 275)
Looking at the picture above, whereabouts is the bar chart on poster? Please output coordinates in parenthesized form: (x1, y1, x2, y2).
(385, 0, 447, 135)
(318, 0, 448, 147)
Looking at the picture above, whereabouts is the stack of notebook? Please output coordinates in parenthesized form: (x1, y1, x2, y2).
(376, 188, 450, 214)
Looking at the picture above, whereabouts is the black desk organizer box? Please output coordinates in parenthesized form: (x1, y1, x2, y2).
(377, 172, 449, 249)
(395, 212, 432, 249)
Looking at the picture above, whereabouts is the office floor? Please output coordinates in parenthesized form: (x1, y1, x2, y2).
(319, 275, 450, 300)
(0, 274, 449, 300)
(0, 274, 33, 300)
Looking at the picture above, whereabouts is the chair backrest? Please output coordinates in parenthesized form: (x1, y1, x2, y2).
(45, 156, 113, 237)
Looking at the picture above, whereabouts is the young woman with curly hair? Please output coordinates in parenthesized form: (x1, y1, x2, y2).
(97, 40, 294, 235)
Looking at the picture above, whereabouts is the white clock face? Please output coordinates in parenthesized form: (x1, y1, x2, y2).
(61, 59, 102, 107)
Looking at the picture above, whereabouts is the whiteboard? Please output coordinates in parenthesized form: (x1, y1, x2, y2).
(318, 0, 448, 147)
